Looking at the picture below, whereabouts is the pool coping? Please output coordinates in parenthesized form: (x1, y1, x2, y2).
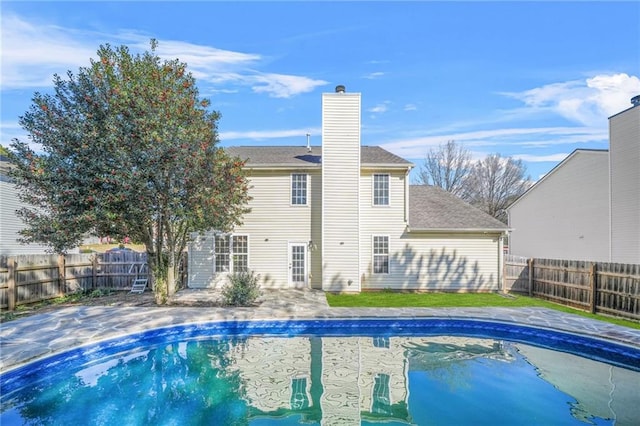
(1, 290, 640, 373)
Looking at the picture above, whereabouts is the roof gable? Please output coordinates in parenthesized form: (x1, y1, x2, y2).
(506, 149, 608, 211)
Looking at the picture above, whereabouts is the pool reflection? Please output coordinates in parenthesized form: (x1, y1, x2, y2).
(3, 335, 640, 425)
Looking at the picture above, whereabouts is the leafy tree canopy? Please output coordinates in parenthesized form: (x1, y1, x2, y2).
(8, 40, 250, 303)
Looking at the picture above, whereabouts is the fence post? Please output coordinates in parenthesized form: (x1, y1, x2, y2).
(528, 258, 533, 297)
(7, 257, 17, 311)
(57, 255, 66, 296)
(92, 255, 98, 290)
(589, 262, 597, 314)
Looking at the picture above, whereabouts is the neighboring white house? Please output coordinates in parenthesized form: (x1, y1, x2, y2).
(507, 96, 640, 263)
(507, 149, 610, 261)
(188, 86, 507, 292)
(609, 99, 640, 263)
(0, 155, 54, 255)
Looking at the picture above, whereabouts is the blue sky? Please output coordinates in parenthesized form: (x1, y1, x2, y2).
(1, 1, 639, 182)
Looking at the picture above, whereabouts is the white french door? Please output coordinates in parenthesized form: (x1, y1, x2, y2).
(288, 243, 308, 288)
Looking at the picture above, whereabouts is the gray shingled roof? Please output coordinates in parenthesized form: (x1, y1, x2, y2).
(225, 146, 413, 168)
(409, 185, 507, 231)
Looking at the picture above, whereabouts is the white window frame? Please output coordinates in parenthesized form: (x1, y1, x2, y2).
(372, 235, 390, 275)
(213, 233, 249, 273)
(372, 173, 390, 206)
(291, 173, 308, 206)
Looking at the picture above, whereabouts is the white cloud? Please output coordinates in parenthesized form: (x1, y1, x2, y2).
(0, 14, 98, 88)
(368, 101, 391, 114)
(220, 127, 322, 141)
(503, 73, 640, 126)
(0, 13, 328, 98)
(251, 74, 328, 98)
(363, 72, 385, 79)
(404, 103, 417, 111)
(369, 104, 388, 114)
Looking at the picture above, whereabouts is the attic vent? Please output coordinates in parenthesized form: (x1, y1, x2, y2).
(632, 95, 640, 107)
(335, 85, 346, 93)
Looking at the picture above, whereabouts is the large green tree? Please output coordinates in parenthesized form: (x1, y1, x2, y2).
(8, 40, 250, 303)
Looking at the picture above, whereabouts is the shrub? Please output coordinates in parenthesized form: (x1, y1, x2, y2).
(221, 271, 261, 307)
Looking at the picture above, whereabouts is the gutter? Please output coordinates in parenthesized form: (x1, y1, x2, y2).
(406, 227, 510, 234)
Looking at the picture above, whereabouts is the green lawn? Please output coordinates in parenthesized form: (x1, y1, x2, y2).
(326, 292, 640, 330)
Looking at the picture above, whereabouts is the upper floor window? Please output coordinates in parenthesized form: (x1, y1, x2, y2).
(373, 174, 389, 206)
(291, 173, 308, 205)
(214, 234, 248, 273)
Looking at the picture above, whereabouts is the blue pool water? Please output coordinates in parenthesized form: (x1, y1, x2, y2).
(1, 319, 639, 425)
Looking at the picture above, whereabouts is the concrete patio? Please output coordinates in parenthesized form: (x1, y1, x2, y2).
(1, 288, 639, 373)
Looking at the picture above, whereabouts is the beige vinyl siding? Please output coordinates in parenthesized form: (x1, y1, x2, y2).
(187, 169, 321, 288)
(362, 232, 501, 291)
(509, 150, 610, 262)
(0, 179, 55, 255)
(610, 106, 640, 263)
(235, 169, 321, 288)
(322, 92, 361, 291)
(360, 170, 408, 286)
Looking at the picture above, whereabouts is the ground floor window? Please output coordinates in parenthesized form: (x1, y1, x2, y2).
(373, 235, 389, 274)
(214, 234, 248, 273)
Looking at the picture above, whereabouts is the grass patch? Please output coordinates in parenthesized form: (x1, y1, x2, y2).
(326, 292, 640, 330)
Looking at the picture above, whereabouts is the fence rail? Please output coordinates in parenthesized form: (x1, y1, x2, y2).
(0, 252, 152, 311)
(504, 255, 640, 321)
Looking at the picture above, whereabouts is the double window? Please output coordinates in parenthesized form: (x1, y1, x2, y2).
(214, 234, 248, 273)
(373, 235, 389, 274)
(291, 173, 308, 205)
(373, 174, 389, 206)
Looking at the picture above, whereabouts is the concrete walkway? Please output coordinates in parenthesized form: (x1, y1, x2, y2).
(1, 289, 639, 373)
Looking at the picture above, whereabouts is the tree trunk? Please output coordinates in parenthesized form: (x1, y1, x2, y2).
(167, 262, 177, 297)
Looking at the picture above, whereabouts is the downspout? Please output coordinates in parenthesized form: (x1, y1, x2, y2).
(404, 167, 411, 225)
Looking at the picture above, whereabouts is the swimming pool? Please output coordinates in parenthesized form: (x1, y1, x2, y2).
(2, 318, 639, 424)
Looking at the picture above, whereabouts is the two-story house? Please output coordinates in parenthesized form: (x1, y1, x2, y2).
(188, 86, 507, 292)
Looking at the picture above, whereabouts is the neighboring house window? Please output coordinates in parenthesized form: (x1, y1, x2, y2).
(214, 234, 248, 273)
(372, 373, 392, 415)
(373, 236, 389, 274)
(373, 174, 389, 206)
(291, 173, 308, 205)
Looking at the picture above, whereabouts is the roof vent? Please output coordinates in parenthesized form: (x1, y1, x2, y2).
(632, 95, 640, 107)
(335, 85, 346, 93)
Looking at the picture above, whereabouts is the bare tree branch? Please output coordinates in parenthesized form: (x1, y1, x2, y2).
(417, 140, 471, 197)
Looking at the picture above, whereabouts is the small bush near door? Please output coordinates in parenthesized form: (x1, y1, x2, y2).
(221, 271, 262, 306)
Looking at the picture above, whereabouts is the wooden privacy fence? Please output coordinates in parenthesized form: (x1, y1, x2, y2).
(0, 251, 151, 311)
(504, 255, 640, 321)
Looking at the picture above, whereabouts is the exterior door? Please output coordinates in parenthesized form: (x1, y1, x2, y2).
(288, 243, 308, 288)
